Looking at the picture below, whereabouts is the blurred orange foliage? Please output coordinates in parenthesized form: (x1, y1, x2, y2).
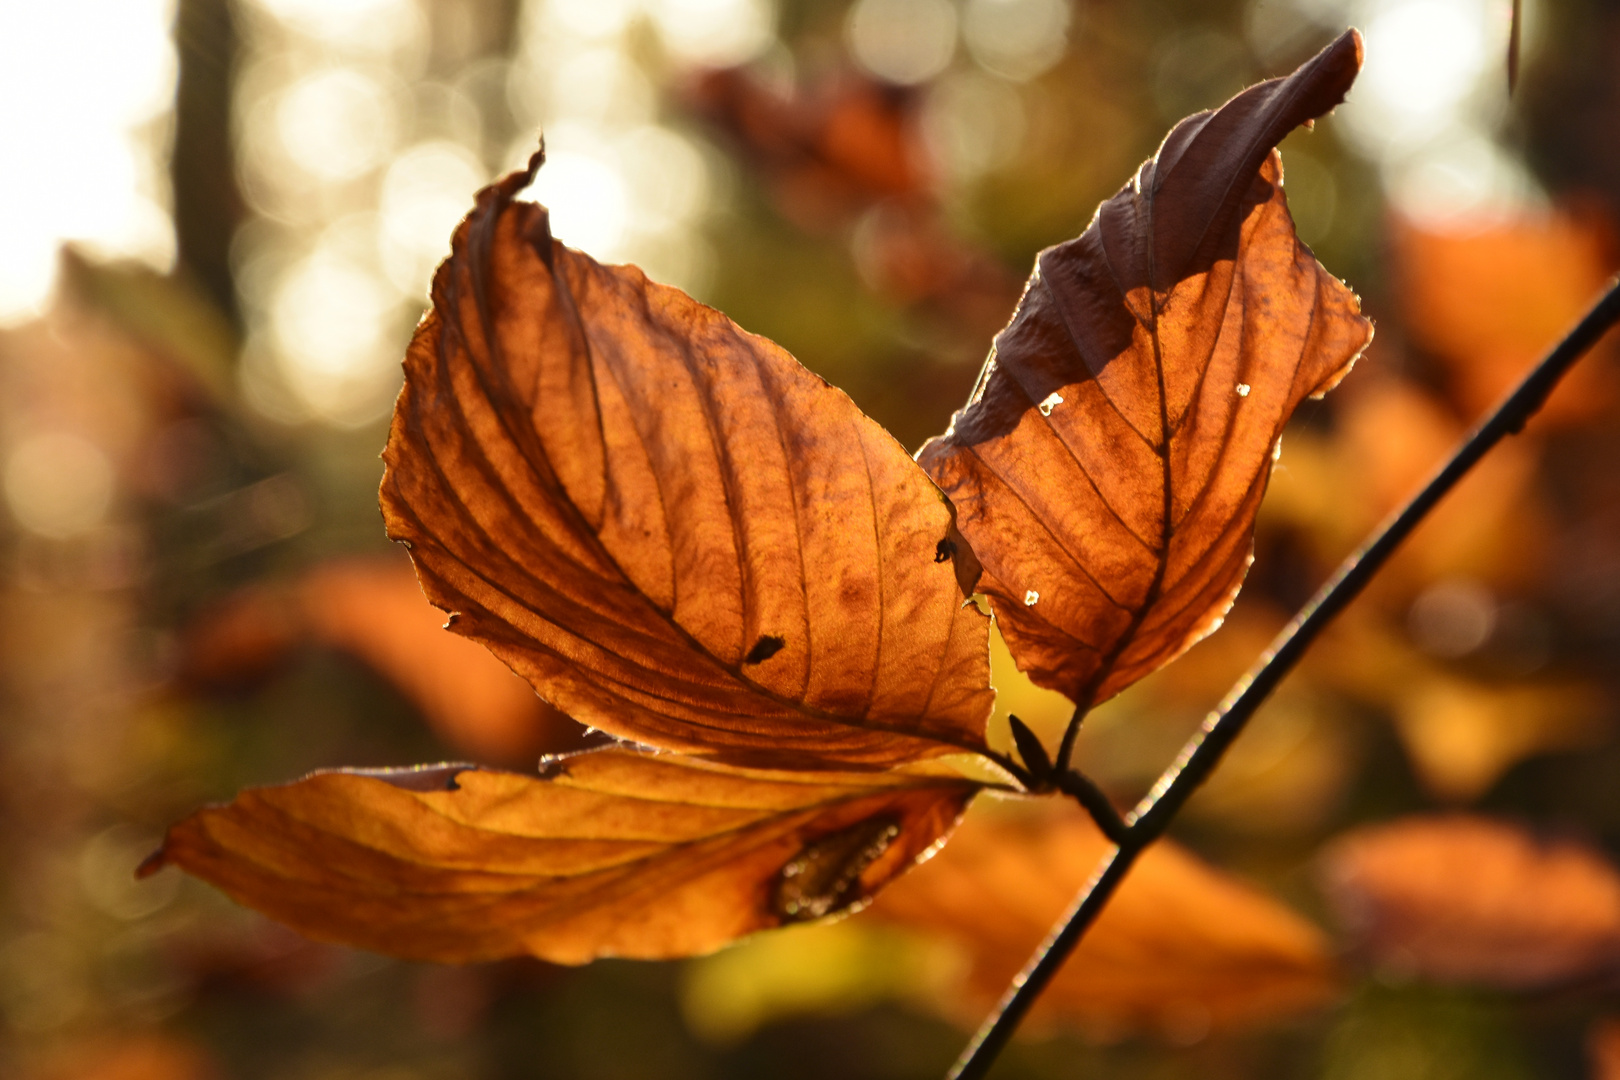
(871, 800, 1339, 1040)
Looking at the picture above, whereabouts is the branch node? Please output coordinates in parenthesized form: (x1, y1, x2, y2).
(1057, 770, 1129, 844)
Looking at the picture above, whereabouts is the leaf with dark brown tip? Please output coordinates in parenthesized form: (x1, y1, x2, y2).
(917, 31, 1373, 709)
(141, 747, 978, 964)
(381, 151, 993, 771)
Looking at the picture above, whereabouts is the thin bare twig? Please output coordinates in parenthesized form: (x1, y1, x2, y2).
(947, 276, 1620, 1080)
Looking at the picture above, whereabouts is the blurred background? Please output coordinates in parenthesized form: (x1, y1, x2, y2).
(4, 0, 1620, 1076)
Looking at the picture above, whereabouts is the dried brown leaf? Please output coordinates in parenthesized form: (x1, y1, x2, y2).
(380, 153, 993, 771)
(142, 747, 977, 964)
(869, 801, 1339, 1038)
(1320, 815, 1620, 988)
(918, 31, 1372, 707)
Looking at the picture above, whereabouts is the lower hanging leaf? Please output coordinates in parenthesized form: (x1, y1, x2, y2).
(140, 747, 978, 965)
(868, 800, 1340, 1039)
(1319, 815, 1620, 989)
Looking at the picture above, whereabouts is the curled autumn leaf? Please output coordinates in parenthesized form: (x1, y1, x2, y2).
(869, 801, 1339, 1037)
(1320, 815, 1620, 989)
(918, 30, 1372, 708)
(141, 747, 977, 964)
(380, 153, 992, 771)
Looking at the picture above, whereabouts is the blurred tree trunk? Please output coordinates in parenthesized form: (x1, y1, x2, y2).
(170, 0, 243, 331)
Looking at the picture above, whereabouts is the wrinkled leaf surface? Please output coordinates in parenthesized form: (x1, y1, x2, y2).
(918, 31, 1372, 706)
(143, 747, 977, 964)
(381, 157, 992, 769)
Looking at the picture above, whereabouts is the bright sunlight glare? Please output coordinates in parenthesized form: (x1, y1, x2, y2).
(1350, 0, 1488, 147)
(1290, 0, 1540, 223)
(247, 0, 424, 53)
(526, 144, 633, 258)
(846, 0, 959, 85)
(378, 141, 490, 297)
(275, 69, 401, 183)
(0, 0, 178, 326)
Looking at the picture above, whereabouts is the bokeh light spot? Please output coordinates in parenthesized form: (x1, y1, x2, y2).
(268, 248, 401, 424)
(847, 0, 958, 86)
(275, 68, 400, 182)
(526, 144, 632, 259)
(962, 0, 1072, 82)
(247, 0, 424, 53)
(5, 432, 116, 539)
(647, 0, 776, 67)
(1339, 0, 1489, 153)
(378, 141, 490, 297)
(921, 71, 1027, 181)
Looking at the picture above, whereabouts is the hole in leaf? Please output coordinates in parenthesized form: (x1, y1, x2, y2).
(935, 537, 956, 563)
(745, 635, 786, 664)
(774, 815, 902, 922)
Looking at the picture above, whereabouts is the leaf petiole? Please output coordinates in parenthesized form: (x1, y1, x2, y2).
(946, 277, 1620, 1079)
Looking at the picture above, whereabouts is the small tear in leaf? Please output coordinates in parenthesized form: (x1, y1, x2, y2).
(943, 515, 983, 598)
(1024, 590, 1040, 606)
(775, 815, 902, 922)
(1037, 392, 1065, 416)
(935, 537, 955, 563)
(745, 635, 787, 664)
(1236, 383, 1252, 397)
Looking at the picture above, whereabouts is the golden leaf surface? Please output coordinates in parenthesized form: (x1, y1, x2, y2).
(142, 747, 978, 964)
(918, 31, 1372, 707)
(869, 801, 1339, 1036)
(380, 155, 992, 770)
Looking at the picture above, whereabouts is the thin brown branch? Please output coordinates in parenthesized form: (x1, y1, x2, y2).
(948, 276, 1620, 1080)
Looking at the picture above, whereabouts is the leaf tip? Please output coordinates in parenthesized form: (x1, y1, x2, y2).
(1313, 28, 1365, 109)
(1344, 26, 1365, 68)
(940, 508, 984, 598)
